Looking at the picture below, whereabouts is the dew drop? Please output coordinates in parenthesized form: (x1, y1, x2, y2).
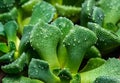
(74, 38, 76, 41)
(68, 43, 70, 45)
(63, 44, 65, 47)
(73, 43, 76, 46)
(78, 41, 80, 43)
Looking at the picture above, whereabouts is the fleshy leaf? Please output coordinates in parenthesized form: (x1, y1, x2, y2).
(0, 22, 5, 36)
(29, 1, 56, 24)
(94, 76, 120, 83)
(63, 25, 97, 73)
(28, 58, 60, 83)
(1, 52, 27, 74)
(58, 69, 72, 83)
(52, 17, 74, 67)
(0, 7, 17, 22)
(22, 0, 42, 13)
(85, 46, 101, 59)
(97, 0, 120, 30)
(0, 51, 14, 63)
(80, 58, 106, 72)
(2, 75, 44, 83)
(18, 25, 33, 55)
(30, 20, 61, 69)
(0, 43, 9, 53)
(55, 4, 81, 22)
(80, 58, 120, 83)
(88, 22, 120, 54)
(4, 20, 20, 51)
(80, 0, 95, 26)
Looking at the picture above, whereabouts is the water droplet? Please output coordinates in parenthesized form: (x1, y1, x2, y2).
(25, 36, 28, 39)
(38, 65, 41, 68)
(73, 43, 75, 46)
(61, 33, 63, 35)
(68, 43, 70, 45)
(104, 43, 107, 46)
(41, 67, 44, 70)
(74, 38, 76, 41)
(36, 34, 39, 36)
(78, 41, 80, 43)
(35, 69, 38, 73)
(33, 48, 35, 50)
(63, 44, 65, 47)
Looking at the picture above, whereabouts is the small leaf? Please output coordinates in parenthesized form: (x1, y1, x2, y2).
(18, 25, 33, 54)
(29, 1, 56, 24)
(58, 69, 72, 83)
(91, 6, 104, 26)
(0, 22, 5, 36)
(80, 58, 106, 72)
(0, 51, 14, 63)
(85, 46, 101, 59)
(28, 58, 60, 83)
(1, 52, 27, 74)
(0, 43, 9, 53)
(88, 22, 120, 54)
(55, 4, 81, 18)
(81, 0, 95, 26)
(22, 0, 42, 13)
(98, 0, 120, 29)
(0, 7, 17, 22)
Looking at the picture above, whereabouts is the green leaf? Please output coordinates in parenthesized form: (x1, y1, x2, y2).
(88, 22, 120, 54)
(63, 25, 97, 73)
(29, 1, 56, 24)
(2, 75, 44, 83)
(22, 0, 42, 13)
(28, 58, 60, 83)
(80, 58, 106, 72)
(0, 0, 15, 13)
(55, 4, 81, 17)
(52, 17, 74, 67)
(0, 22, 5, 36)
(30, 20, 61, 69)
(58, 69, 72, 83)
(0, 7, 17, 22)
(44, 0, 62, 5)
(4, 20, 18, 42)
(80, 0, 95, 26)
(0, 43, 9, 53)
(80, 58, 120, 83)
(94, 76, 120, 83)
(4, 20, 20, 51)
(52, 17, 74, 41)
(70, 74, 81, 83)
(91, 6, 104, 26)
(18, 25, 33, 55)
(97, 0, 120, 30)
(85, 46, 101, 59)
(1, 52, 27, 74)
(0, 51, 14, 63)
